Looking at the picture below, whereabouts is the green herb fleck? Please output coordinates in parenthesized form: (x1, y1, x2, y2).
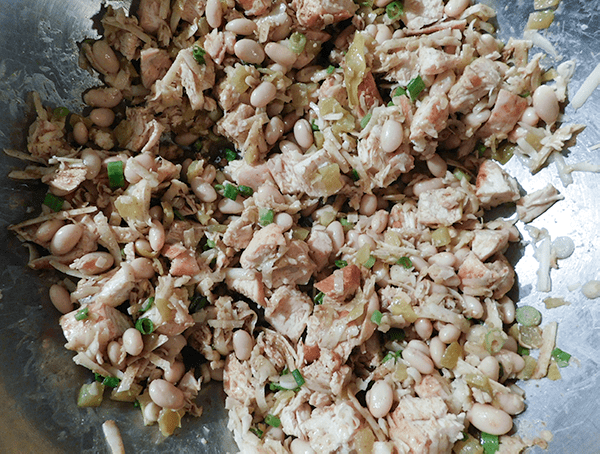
(386, 1, 404, 21)
(480, 432, 499, 454)
(75, 307, 89, 321)
(551, 347, 571, 368)
(238, 185, 254, 197)
(371, 310, 383, 325)
(311, 119, 320, 131)
(43, 193, 64, 212)
(107, 160, 125, 189)
(382, 350, 402, 363)
(193, 46, 206, 65)
(397, 257, 413, 268)
(223, 183, 239, 201)
(314, 291, 325, 305)
(259, 208, 274, 226)
(53, 106, 70, 118)
(249, 427, 263, 439)
(406, 75, 425, 102)
(335, 260, 348, 268)
(291, 369, 305, 387)
(326, 65, 335, 74)
(224, 148, 238, 162)
(360, 113, 372, 129)
(350, 169, 360, 181)
(265, 414, 281, 428)
(364, 255, 376, 269)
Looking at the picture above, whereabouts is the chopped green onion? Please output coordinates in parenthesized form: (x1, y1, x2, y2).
(326, 65, 335, 74)
(397, 256, 413, 268)
(173, 208, 185, 220)
(453, 168, 471, 182)
(214, 183, 224, 191)
(75, 307, 89, 321)
(551, 347, 571, 368)
(135, 318, 154, 335)
(314, 291, 324, 305)
(340, 218, 354, 229)
(363, 255, 376, 269)
(517, 345, 530, 356)
(281, 366, 289, 376)
(386, 1, 404, 20)
(476, 142, 487, 157)
(383, 350, 402, 363)
(393, 86, 407, 97)
(43, 192, 64, 212)
(387, 101, 395, 107)
(249, 427, 264, 439)
(269, 382, 287, 391)
(516, 305, 542, 327)
(350, 169, 360, 181)
(371, 310, 383, 325)
(223, 183, 239, 201)
(360, 113, 372, 129)
(189, 294, 208, 313)
(406, 75, 425, 102)
(193, 46, 206, 64)
(238, 185, 254, 197)
(139, 297, 154, 313)
(289, 32, 306, 54)
(480, 432, 499, 454)
(53, 106, 70, 118)
(335, 260, 348, 268)
(224, 148, 237, 161)
(193, 140, 203, 151)
(102, 376, 120, 388)
(519, 91, 531, 98)
(265, 414, 281, 428)
(386, 328, 406, 342)
(259, 208, 274, 226)
(107, 160, 125, 189)
(206, 238, 216, 249)
(291, 369, 305, 387)
(311, 119, 319, 131)
(484, 328, 506, 355)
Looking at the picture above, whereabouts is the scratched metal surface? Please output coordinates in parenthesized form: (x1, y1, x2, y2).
(0, 0, 598, 452)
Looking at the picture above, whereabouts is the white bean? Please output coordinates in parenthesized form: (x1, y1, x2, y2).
(496, 392, 525, 415)
(372, 261, 389, 283)
(429, 252, 457, 268)
(267, 100, 284, 117)
(143, 402, 161, 423)
(438, 323, 461, 344)
(131, 257, 155, 279)
(265, 116, 284, 145)
(463, 295, 484, 319)
(429, 336, 445, 368)
(444, 0, 470, 17)
(533, 85, 559, 125)
(206, 0, 223, 29)
(414, 318, 433, 340)
(410, 255, 428, 272)
(407, 339, 430, 355)
(326, 221, 345, 252)
(148, 379, 185, 410)
(467, 403, 513, 435)
(250, 81, 277, 108)
(218, 196, 244, 214)
(520, 106, 539, 126)
(359, 194, 378, 216)
(50, 224, 83, 256)
(82, 149, 101, 179)
(149, 205, 162, 221)
(290, 439, 316, 454)
(122, 327, 144, 356)
(358, 234, 376, 250)
(426, 153, 448, 178)
(283, 112, 300, 133)
(233, 330, 254, 361)
(164, 361, 186, 384)
(293, 119, 314, 149)
(498, 296, 516, 324)
(370, 210, 389, 234)
(49, 284, 73, 314)
(107, 341, 125, 368)
(92, 40, 120, 75)
(478, 356, 500, 381)
(374, 0, 393, 6)
(366, 381, 394, 418)
(265, 42, 297, 67)
(234, 39, 265, 65)
(73, 122, 89, 146)
(375, 24, 392, 45)
(84, 87, 123, 108)
(191, 177, 218, 202)
(402, 347, 434, 375)
(148, 220, 165, 252)
(465, 109, 491, 128)
(503, 336, 518, 353)
(225, 18, 256, 35)
(90, 108, 115, 128)
(496, 349, 525, 373)
(381, 119, 403, 152)
(413, 178, 444, 198)
(77, 251, 115, 275)
(275, 212, 293, 232)
(36, 219, 65, 243)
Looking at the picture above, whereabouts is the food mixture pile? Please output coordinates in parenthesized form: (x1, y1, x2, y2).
(8, 0, 583, 452)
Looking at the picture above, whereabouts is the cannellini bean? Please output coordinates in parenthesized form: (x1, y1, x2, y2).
(218, 196, 244, 214)
(148, 220, 165, 252)
(267, 100, 284, 117)
(463, 295, 484, 319)
(131, 257, 155, 279)
(326, 221, 345, 252)
(454, 246, 470, 264)
(370, 210, 389, 234)
(256, 183, 285, 204)
(358, 234, 376, 250)
(143, 402, 161, 423)
(135, 239, 154, 257)
(498, 296, 516, 324)
(402, 347, 434, 375)
(275, 212, 293, 232)
(414, 318, 433, 340)
(77, 251, 115, 275)
(372, 261, 389, 283)
(429, 336, 445, 368)
(438, 323, 461, 344)
(191, 177, 218, 203)
(265, 42, 297, 67)
(206, 0, 222, 29)
(478, 355, 500, 381)
(266, 427, 285, 442)
(265, 116, 284, 145)
(233, 330, 254, 361)
(73, 122, 89, 145)
(375, 25, 392, 45)
(533, 85, 559, 125)
(89, 108, 115, 128)
(465, 109, 491, 128)
(359, 194, 378, 216)
(407, 339, 430, 355)
(49, 284, 73, 314)
(225, 18, 256, 35)
(520, 106, 539, 126)
(50, 224, 83, 256)
(426, 153, 448, 178)
(381, 119, 403, 152)
(250, 81, 277, 108)
(290, 439, 316, 454)
(496, 349, 525, 373)
(107, 341, 125, 368)
(374, 0, 393, 7)
(412, 178, 444, 198)
(148, 379, 185, 410)
(122, 328, 144, 356)
(234, 39, 265, 65)
(82, 149, 101, 179)
(444, 0, 470, 17)
(467, 403, 513, 435)
(149, 205, 162, 221)
(476, 33, 499, 56)
(36, 219, 65, 243)
(293, 119, 314, 149)
(365, 24, 377, 38)
(164, 361, 186, 384)
(367, 381, 394, 418)
(84, 87, 123, 108)
(124, 153, 156, 184)
(92, 40, 120, 75)
(496, 392, 525, 415)
(429, 252, 457, 268)
(283, 111, 300, 133)
(503, 336, 518, 353)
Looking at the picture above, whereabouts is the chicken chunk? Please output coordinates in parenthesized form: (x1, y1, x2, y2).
(93, 263, 137, 307)
(292, 0, 358, 29)
(417, 187, 468, 227)
(301, 401, 363, 453)
(401, 0, 445, 30)
(458, 252, 514, 298)
(517, 184, 564, 223)
(225, 268, 266, 306)
(314, 264, 361, 302)
(471, 229, 510, 261)
(140, 48, 172, 89)
(475, 160, 520, 209)
(264, 286, 313, 342)
(478, 89, 528, 142)
(448, 58, 502, 114)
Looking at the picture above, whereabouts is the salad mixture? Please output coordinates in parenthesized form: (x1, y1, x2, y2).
(7, 0, 582, 452)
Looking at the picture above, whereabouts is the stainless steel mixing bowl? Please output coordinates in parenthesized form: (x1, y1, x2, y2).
(0, 0, 598, 452)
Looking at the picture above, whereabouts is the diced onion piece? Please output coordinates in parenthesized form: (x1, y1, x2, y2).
(432, 227, 451, 247)
(78, 381, 105, 407)
(158, 409, 183, 437)
(525, 10, 555, 30)
(389, 300, 418, 323)
(317, 163, 344, 195)
(356, 243, 371, 265)
(534, 0, 560, 9)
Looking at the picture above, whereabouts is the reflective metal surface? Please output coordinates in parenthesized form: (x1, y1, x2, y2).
(0, 0, 598, 452)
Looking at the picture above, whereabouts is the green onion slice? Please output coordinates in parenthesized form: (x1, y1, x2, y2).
(224, 148, 237, 161)
(480, 431, 499, 454)
(350, 169, 360, 181)
(135, 318, 154, 335)
(289, 32, 306, 54)
(363, 255, 376, 269)
(314, 291, 324, 305)
(189, 294, 208, 313)
(259, 208, 274, 226)
(326, 65, 335, 74)
(75, 306, 89, 321)
(139, 296, 154, 313)
(453, 168, 471, 182)
(393, 86, 407, 98)
(249, 427, 263, 439)
(173, 208, 185, 220)
(223, 183, 238, 201)
(517, 346, 530, 356)
(265, 414, 281, 428)
(206, 238, 216, 249)
(53, 106, 70, 118)
(335, 260, 348, 268)
(291, 369, 305, 387)
(311, 119, 319, 131)
(371, 310, 383, 325)
(107, 161, 125, 189)
(102, 376, 120, 388)
(406, 75, 425, 102)
(551, 347, 571, 368)
(193, 46, 206, 64)
(360, 113, 372, 129)
(238, 185, 254, 197)
(43, 192, 64, 212)
(516, 305, 542, 327)
(386, 1, 404, 21)
(383, 350, 402, 363)
(397, 256, 413, 268)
